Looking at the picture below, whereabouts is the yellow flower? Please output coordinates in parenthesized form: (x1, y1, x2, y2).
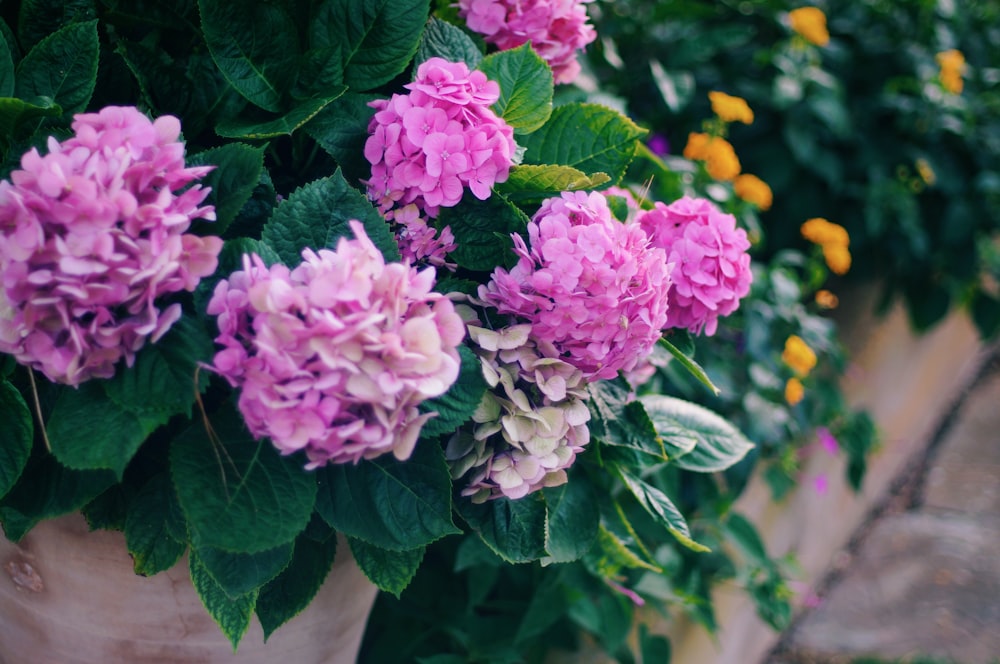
(936, 49, 965, 94)
(785, 377, 805, 405)
(683, 132, 711, 161)
(915, 158, 936, 186)
(782, 334, 817, 377)
(684, 133, 742, 181)
(814, 289, 839, 309)
(789, 7, 830, 47)
(822, 243, 852, 275)
(709, 91, 754, 125)
(800, 217, 849, 248)
(733, 174, 773, 211)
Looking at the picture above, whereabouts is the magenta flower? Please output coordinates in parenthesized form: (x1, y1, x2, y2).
(480, 191, 672, 380)
(388, 204, 457, 271)
(0, 106, 220, 385)
(638, 196, 753, 336)
(207, 221, 466, 468)
(457, 0, 597, 84)
(364, 58, 516, 218)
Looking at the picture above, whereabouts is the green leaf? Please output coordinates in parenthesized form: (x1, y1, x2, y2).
(261, 169, 400, 266)
(457, 493, 547, 563)
(306, 91, 378, 182)
(0, 381, 32, 501)
(15, 19, 98, 117)
(639, 624, 672, 664)
(496, 164, 610, 202)
(543, 480, 598, 563)
(15, 0, 96, 51)
(190, 551, 258, 651)
(348, 537, 424, 598)
(47, 382, 162, 479)
(187, 143, 265, 232)
(478, 43, 552, 134)
(658, 336, 719, 395)
(170, 403, 317, 554)
(589, 524, 661, 575)
(415, 17, 483, 69)
(616, 468, 709, 553)
(638, 395, 754, 473)
(315, 441, 460, 550)
(519, 102, 646, 186)
(0, 96, 61, 146)
(311, 0, 429, 91)
(124, 473, 187, 576)
(102, 315, 215, 420)
(196, 542, 294, 599)
(418, 345, 487, 439)
(0, 27, 15, 97)
(436, 192, 528, 272)
(198, 0, 298, 112)
(256, 522, 338, 640)
(215, 92, 345, 139)
(0, 453, 115, 542)
(587, 377, 666, 460)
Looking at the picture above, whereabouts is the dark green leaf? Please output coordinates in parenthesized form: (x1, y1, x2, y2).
(0, 27, 15, 97)
(15, 0, 96, 51)
(170, 404, 317, 554)
(0, 380, 32, 500)
(305, 91, 378, 183)
(457, 493, 547, 563)
(519, 102, 646, 186)
(616, 468, 709, 553)
(198, 0, 298, 112)
(0, 96, 61, 146)
(215, 93, 345, 139)
(638, 395, 754, 473)
(189, 551, 257, 651)
(513, 570, 567, 644)
(415, 17, 483, 69)
(437, 192, 528, 272)
(187, 143, 265, 232)
(722, 512, 769, 566)
(315, 441, 460, 550)
(196, 542, 294, 599)
(81, 484, 132, 532)
(496, 164, 610, 202)
(15, 19, 98, 117)
(639, 624, 672, 664)
(47, 382, 162, 479)
(543, 480, 598, 563)
(124, 474, 187, 576)
(348, 537, 424, 597)
(587, 378, 666, 460)
(261, 169, 400, 266)
(256, 525, 339, 640)
(478, 43, 552, 134)
(418, 345, 487, 439)
(311, 0, 429, 91)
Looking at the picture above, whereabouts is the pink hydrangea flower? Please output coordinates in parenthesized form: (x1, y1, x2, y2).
(457, 0, 597, 84)
(480, 191, 672, 380)
(638, 196, 753, 336)
(364, 58, 516, 218)
(0, 106, 220, 385)
(207, 221, 466, 468)
(387, 204, 457, 271)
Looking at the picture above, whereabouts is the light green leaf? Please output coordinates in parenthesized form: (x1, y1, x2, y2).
(589, 524, 661, 575)
(543, 480, 598, 563)
(187, 143, 265, 232)
(170, 404, 317, 554)
(478, 43, 553, 134)
(215, 92, 345, 139)
(415, 17, 483, 70)
(519, 102, 647, 186)
(0, 381, 32, 501)
(315, 441, 460, 550)
(261, 169, 400, 266)
(196, 542, 294, 600)
(496, 164, 610, 202)
(436, 192, 528, 272)
(15, 19, 98, 117)
(348, 537, 424, 598)
(638, 394, 754, 473)
(418, 345, 487, 439)
(124, 473, 187, 576)
(617, 468, 709, 553)
(190, 552, 257, 651)
(0, 96, 61, 147)
(658, 336, 719, 395)
(457, 493, 547, 563)
(312, 0, 429, 91)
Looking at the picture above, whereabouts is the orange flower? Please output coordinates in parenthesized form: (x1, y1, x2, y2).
(683, 132, 711, 160)
(936, 49, 965, 94)
(785, 377, 805, 405)
(709, 91, 754, 124)
(789, 7, 830, 47)
(801, 218, 849, 248)
(782, 335, 817, 377)
(684, 133, 742, 181)
(733, 174, 773, 210)
(815, 289, 839, 309)
(822, 243, 852, 275)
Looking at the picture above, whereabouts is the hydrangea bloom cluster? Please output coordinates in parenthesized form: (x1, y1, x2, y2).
(457, 0, 597, 85)
(639, 196, 753, 336)
(480, 191, 672, 380)
(389, 204, 457, 271)
(446, 323, 590, 502)
(364, 57, 516, 218)
(207, 221, 466, 468)
(0, 106, 220, 385)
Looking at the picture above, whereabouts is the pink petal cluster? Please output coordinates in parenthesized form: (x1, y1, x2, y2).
(638, 196, 753, 336)
(207, 221, 466, 468)
(480, 191, 672, 380)
(0, 106, 220, 385)
(364, 58, 516, 218)
(387, 204, 457, 271)
(457, 0, 597, 84)
(446, 322, 590, 502)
